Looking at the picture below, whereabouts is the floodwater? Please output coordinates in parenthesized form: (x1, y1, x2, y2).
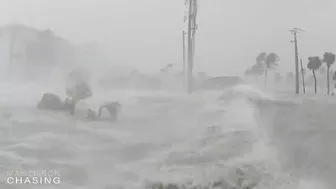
(0, 81, 335, 189)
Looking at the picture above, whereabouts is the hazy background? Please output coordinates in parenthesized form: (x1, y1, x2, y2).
(1, 1, 336, 188)
(1, 0, 336, 76)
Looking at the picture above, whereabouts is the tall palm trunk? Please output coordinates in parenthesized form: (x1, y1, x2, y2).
(264, 68, 268, 87)
(313, 69, 317, 94)
(327, 66, 330, 95)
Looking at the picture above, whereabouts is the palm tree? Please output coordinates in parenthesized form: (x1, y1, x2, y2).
(265, 53, 279, 87)
(256, 52, 279, 87)
(244, 61, 264, 80)
(256, 52, 267, 64)
(251, 62, 265, 76)
(322, 52, 335, 95)
(307, 56, 322, 93)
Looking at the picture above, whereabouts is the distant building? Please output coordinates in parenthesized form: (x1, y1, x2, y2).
(0, 24, 76, 80)
(196, 76, 243, 90)
(197, 72, 208, 81)
(0, 24, 74, 66)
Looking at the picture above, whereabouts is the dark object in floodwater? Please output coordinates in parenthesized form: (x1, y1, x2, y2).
(87, 102, 121, 121)
(37, 93, 75, 115)
(37, 93, 121, 121)
(37, 93, 67, 111)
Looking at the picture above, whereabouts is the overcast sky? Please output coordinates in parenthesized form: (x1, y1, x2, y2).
(1, 0, 336, 76)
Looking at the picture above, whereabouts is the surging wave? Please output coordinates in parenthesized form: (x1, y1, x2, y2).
(0, 82, 331, 189)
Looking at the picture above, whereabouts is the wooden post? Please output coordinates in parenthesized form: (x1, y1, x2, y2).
(187, 0, 193, 93)
(294, 32, 299, 94)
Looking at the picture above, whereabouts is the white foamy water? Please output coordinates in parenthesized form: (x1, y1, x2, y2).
(0, 81, 330, 189)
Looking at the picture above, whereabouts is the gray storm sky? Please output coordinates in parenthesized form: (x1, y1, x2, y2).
(1, 0, 336, 76)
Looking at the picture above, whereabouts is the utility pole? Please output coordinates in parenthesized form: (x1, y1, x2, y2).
(300, 59, 306, 94)
(290, 28, 304, 94)
(191, 0, 198, 57)
(185, 0, 198, 94)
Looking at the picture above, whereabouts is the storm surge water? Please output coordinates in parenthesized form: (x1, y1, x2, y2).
(0, 81, 332, 189)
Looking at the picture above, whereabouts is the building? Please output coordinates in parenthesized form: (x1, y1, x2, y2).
(196, 76, 243, 90)
(0, 24, 75, 79)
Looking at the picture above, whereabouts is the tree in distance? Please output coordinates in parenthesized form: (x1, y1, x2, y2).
(322, 52, 335, 95)
(307, 56, 322, 94)
(251, 62, 264, 75)
(244, 61, 264, 79)
(255, 52, 280, 87)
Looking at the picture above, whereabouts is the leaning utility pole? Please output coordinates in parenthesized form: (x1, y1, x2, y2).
(300, 59, 306, 94)
(185, 0, 198, 94)
(290, 28, 304, 94)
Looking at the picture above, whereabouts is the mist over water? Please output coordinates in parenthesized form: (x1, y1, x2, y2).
(1, 0, 335, 187)
(0, 66, 332, 189)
